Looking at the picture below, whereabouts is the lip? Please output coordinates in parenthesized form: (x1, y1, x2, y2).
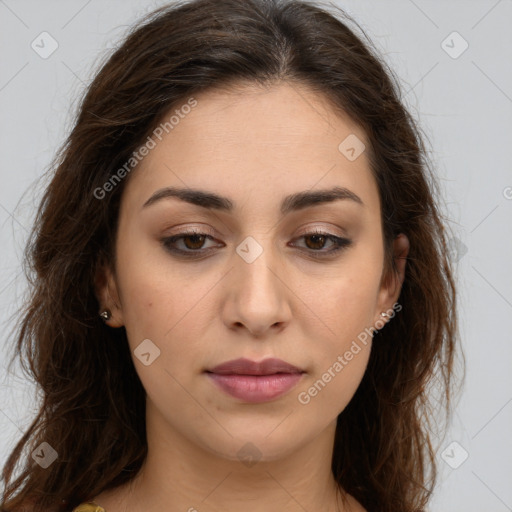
(205, 357, 305, 403)
(208, 357, 304, 375)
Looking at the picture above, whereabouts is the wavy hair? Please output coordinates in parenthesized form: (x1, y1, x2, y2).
(1, 0, 462, 511)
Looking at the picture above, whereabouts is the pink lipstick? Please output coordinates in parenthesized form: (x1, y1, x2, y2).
(205, 357, 304, 403)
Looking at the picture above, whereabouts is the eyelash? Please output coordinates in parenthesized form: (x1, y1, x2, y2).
(161, 228, 352, 259)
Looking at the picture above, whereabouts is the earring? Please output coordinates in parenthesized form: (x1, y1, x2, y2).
(380, 312, 390, 318)
(100, 309, 112, 321)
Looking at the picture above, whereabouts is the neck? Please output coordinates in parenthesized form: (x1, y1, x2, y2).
(95, 406, 353, 512)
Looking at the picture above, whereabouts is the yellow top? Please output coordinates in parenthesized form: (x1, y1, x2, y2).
(71, 503, 106, 512)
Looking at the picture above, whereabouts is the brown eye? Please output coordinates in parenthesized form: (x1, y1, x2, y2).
(162, 229, 352, 260)
(303, 233, 328, 250)
(291, 230, 353, 258)
(162, 231, 220, 256)
(181, 233, 208, 250)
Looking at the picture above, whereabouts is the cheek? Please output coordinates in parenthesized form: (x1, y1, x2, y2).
(296, 342, 371, 419)
(294, 250, 382, 403)
(295, 272, 377, 414)
(114, 235, 202, 342)
(299, 256, 382, 339)
(114, 247, 221, 396)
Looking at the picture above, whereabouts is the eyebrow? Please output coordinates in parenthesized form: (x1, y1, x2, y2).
(142, 185, 364, 214)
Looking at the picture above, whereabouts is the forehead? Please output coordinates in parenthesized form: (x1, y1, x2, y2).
(121, 81, 379, 217)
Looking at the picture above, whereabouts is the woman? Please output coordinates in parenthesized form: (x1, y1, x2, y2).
(0, 0, 461, 511)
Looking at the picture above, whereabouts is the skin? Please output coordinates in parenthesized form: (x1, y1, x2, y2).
(94, 81, 409, 512)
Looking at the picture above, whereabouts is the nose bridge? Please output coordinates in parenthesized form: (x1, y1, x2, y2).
(224, 233, 292, 333)
(233, 234, 282, 298)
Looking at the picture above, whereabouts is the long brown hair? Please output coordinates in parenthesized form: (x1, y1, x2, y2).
(1, 1, 462, 511)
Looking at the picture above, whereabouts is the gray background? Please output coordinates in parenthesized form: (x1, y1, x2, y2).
(1, 1, 511, 510)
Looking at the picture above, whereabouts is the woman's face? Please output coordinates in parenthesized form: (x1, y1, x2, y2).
(98, 82, 408, 462)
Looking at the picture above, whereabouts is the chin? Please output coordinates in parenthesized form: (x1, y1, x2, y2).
(197, 426, 307, 464)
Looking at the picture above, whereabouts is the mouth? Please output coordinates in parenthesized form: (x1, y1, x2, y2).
(205, 357, 305, 403)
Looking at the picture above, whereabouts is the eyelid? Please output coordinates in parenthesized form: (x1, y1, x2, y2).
(289, 229, 352, 255)
(161, 227, 352, 260)
(163, 225, 346, 242)
(164, 224, 216, 235)
(294, 224, 347, 238)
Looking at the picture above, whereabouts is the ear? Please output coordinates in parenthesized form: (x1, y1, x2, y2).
(373, 233, 409, 326)
(94, 260, 124, 328)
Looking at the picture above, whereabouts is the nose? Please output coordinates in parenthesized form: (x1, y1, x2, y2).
(221, 238, 292, 337)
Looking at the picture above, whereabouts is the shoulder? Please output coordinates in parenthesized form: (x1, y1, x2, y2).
(71, 503, 106, 512)
(0, 499, 105, 512)
(344, 493, 368, 512)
